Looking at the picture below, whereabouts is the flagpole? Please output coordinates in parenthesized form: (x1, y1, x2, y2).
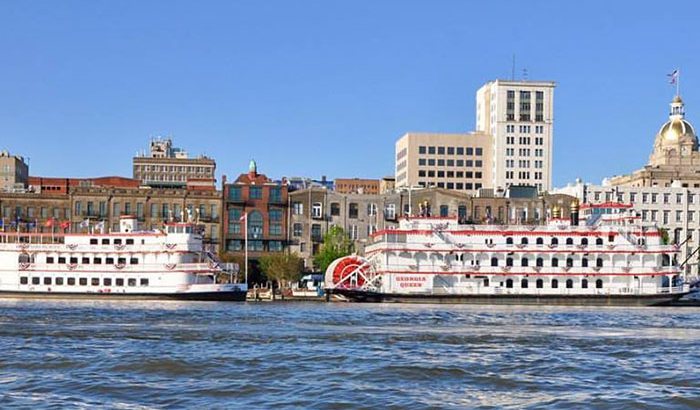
(677, 69, 680, 97)
(244, 212, 248, 285)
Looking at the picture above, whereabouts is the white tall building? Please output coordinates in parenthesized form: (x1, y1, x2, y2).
(476, 80, 556, 192)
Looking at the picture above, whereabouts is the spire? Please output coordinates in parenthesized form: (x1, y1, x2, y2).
(248, 159, 258, 179)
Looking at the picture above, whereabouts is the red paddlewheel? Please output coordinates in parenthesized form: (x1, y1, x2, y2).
(327, 256, 369, 288)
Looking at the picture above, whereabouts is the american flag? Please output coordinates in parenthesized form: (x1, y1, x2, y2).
(668, 69, 679, 84)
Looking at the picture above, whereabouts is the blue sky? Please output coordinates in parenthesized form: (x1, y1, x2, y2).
(1, 1, 698, 187)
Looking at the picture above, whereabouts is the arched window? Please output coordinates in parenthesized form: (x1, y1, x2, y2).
(506, 237, 514, 245)
(521, 237, 528, 245)
(483, 277, 490, 287)
(566, 238, 574, 245)
(536, 237, 544, 245)
(18, 253, 31, 264)
(662, 254, 671, 267)
(566, 279, 574, 289)
(551, 279, 559, 288)
(536, 279, 544, 288)
(521, 258, 529, 267)
(506, 278, 513, 288)
(491, 257, 499, 267)
(582, 258, 588, 267)
(521, 279, 529, 288)
(566, 257, 574, 267)
(596, 279, 604, 289)
(506, 257, 513, 267)
(582, 279, 589, 289)
(551, 257, 559, 267)
(581, 238, 588, 246)
(536, 257, 544, 267)
(551, 237, 559, 245)
(596, 237, 603, 246)
(248, 211, 264, 239)
(596, 258, 603, 267)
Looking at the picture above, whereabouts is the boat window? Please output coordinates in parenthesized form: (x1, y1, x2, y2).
(79, 278, 87, 286)
(130, 258, 139, 265)
(521, 279, 529, 288)
(177, 226, 184, 234)
(506, 257, 513, 267)
(521, 258, 529, 267)
(104, 278, 112, 286)
(32, 277, 40, 285)
(581, 238, 588, 246)
(521, 237, 528, 245)
(566, 238, 574, 245)
(82, 257, 90, 264)
(551, 279, 559, 288)
(536, 279, 543, 289)
(20, 277, 28, 285)
(126, 239, 134, 245)
(552, 258, 559, 267)
(596, 258, 603, 267)
(582, 258, 588, 267)
(114, 239, 122, 245)
(491, 257, 498, 267)
(168, 226, 174, 234)
(596, 279, 604, 289)
(91, 278, 99, 286)
(582, 279, 588, 289)
(566, 279, 573, 289)
(46, 257, 55, 264)
(116, 278, 124, 287)
(185, 226, 192, 234)
(117, 258, 126, 265)
(69, 257, 78, 264)
(506, 279, 513, 288)
(44, 277, 52, 285)
(68, 278, 75, 286)
(56, 277, 64, 286)
(566, 258, 574, 267)
(128, 278, 137, 287)
(58, 257, 66, 264)
(536, 237, 544, 245)
(94, 257, 102, 265)
(608, 235, 614, 242)
(483, 278, 489, 287)
(140, 278, 149, 286)
(18, 253, 31, 264)
(506, 237, 513, 245)
(106, 257, 114, 264)
(102, 239, 110, 245)
(90, 238, 98, 245)
(536, 257, 544, 267)
(596, 238, 603, 245)
(551, 238, 558, 245)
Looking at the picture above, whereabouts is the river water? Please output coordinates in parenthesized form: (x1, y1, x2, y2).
(0, 300, 698, 409)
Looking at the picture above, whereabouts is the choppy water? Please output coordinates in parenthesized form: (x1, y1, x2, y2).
(0, 300, 698, 409)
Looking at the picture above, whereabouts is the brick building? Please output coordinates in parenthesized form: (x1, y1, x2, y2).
(334, 178, 380, 195)
(221, 160, 288, 256)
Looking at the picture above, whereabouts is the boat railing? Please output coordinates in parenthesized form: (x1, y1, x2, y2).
(19, 262, 218, 273)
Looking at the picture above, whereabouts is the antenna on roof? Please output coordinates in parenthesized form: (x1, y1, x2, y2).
(522, 68, 529, 81)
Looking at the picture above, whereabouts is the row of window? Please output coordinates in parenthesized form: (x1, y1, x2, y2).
(593, 191, 697, 205)
(135, 165, 212, 173)
(418, 146, 484, 156)
(75, 202, 218, 219)
(492, 256, 604, 268)
(418, 158, 484, 168)
(225, 240, 283, 252)
(417, 182, 484, 190)
(227, 186, 284, 202)
(20, 276, 149, 287)
(44, 256, 139, 265)
(505, 236, 610, 246)
(489, 277, 604, 289)
(418, 170, 484, 179)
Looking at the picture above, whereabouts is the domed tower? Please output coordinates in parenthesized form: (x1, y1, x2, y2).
(649, 95, 698, 166)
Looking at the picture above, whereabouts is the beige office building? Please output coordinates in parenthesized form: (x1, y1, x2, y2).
(133, 138, 216, 189)
(395, 132, 492, 193)
(0, 150, 29, 192)
(476, 80, 556, 191)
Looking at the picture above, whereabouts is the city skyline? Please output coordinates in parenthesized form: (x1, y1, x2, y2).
(1, 1, 698, 186)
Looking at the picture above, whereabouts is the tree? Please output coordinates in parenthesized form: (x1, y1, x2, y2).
(659, 228, 670, 245)
(313, 225, 354, 272)
(259, 252, 303, 289)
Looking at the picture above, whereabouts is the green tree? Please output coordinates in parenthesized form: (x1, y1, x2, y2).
(313, 225, 354, 272)
(659, 228, 670, 245)
(259, 252, 303, 288)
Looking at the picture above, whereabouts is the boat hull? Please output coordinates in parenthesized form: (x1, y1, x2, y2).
(0, 290, 247, 302)
(327, 288, 688, 307)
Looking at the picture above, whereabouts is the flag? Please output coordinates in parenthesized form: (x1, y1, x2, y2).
(239, 213, 247, 221)
(668, 69, 679, 85)
(96, 221, 105, 233)
(45, 218, 55, 228)
(60, 221, 71, 230)
(79, 219, 90, 229)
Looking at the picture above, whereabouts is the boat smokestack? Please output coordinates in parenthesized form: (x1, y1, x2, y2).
(570, 199, 580, 226)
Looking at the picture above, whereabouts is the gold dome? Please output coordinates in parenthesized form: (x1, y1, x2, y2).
(658, 118, 695, 142)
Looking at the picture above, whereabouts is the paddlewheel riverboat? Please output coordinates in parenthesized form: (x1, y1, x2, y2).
(1, 216, 246, 301)
(325, 202, 690, 305)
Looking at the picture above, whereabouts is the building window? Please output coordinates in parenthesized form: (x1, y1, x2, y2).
(312, 202, 323, 219)
(229, 186, 242, 201)
(292, 202, 304, 215)
(269, 187, 282, 203)
(367, 203, 378, 216)
(269, 224, 282, 236)
(330, 203, 341, 216)
(250, 186, 262, 200)
(293, 223, 303, 237)
(247, 211, 264, 239)
(311, 224, 322, 241)
(349, 203, 359, 219)
(269, 208, 283, 221)
(269, 241, 283, 252)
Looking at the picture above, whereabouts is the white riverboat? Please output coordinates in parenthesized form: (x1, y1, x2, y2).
(1, 216, 247, 301)
(325, 202, 690, 305)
